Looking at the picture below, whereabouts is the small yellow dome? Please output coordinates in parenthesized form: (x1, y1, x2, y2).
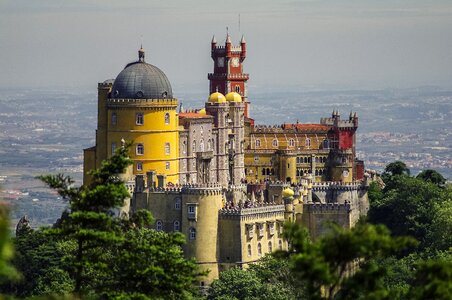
(209, 92, 226, 103)
(282, 188, 294, 198)
(225, 92, 242, 102)
(198, 108, 206, 115)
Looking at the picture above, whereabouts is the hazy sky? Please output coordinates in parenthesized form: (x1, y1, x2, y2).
(1, 0, 452, 91)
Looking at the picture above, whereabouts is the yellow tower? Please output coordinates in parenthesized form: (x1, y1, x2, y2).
(84, 47, 179, 185)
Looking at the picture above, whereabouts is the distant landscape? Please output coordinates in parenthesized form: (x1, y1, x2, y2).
(0, 85, 450, 228)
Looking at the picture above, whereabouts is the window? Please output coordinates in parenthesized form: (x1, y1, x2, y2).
(189, 227, 196, 240)
(183, 141, 186, 154)
(173, 220, 180, 231)
(192, 140, 196, 153)
(323, 139, 330, 149)
(235, 85, 240, 93)
(200, 139, 204, 152)
(305, 138, 311, 148)
(272, 139, 278, 147)
(279, 240, 283, 250)
(268, 241, 273, 253)
(174, 197, 181, 210)
(165, 142, 170, 155)
(247, 244, 252, 257)
(268, 222, 275, 235)
(188, 204, 197, 220)
(246, 224, 254, 239)
(258, 223, 264, 237)
(156, 220, 163, 231)
(257, 243, 262, 256)
(136, 112, 144, 125)
(111, 142, 117, 154)
(136, 161, 143, 171)
(111, 112, 117, 125)
(164, 112, 170, 125)
(166, 161, 170, 170)
(254, 156, 259, 162)
(255, 139, 261, 147)
(289, 138, 295, 147)
(136, 144, 144, 155)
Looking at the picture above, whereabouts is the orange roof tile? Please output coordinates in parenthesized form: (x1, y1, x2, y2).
(178, 112, 211, 119)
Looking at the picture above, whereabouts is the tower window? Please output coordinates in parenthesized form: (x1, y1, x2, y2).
(257, 243, 262, 256)
(136, 161, 143, 171)
(156, 220, 163, 231)
(323, 139, 330, 149)
(174, 197, 181, 210)
(165, 142, 170, 155)
(173, 220, 180, 232)
(247, 244, 252, 257)
(136, 112, 144, 125)
(289, 138, 295, 147)
(111, 142, 117, 154)
(235, 85, 240, 93)
(255, 139, 261, 147)
(136, 144, 144, 155)
(189, 227, 196, 240)
(305, 138, 311, 148)
(272, 139, 278, 148)
(268, 241, 273, 253)
(166, 161, 170, 170)
(164, 112, 170, 125)
(111, 112, 117, 125)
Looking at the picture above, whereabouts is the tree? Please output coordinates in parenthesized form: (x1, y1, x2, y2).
(416, 169, 446, 186)
(0, 205, 20, 286)
(383, 161, 410, 177)
(208, 256, 302, 300)
(37, 146, 200, 298)
(281, 222, 416, 300)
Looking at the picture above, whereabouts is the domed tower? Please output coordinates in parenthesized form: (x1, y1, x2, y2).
(84, 47, 179, 186)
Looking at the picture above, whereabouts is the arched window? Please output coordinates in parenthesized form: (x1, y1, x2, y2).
(200, 139, 204, 152)
(304, 157, 308, 163)
(136, 161, 143, 172)
(255, 139, 261, 147)
(235, 85, 240, 93)
(279, 239, 283, 250)
(289, 138, 295, 147)
(111, 112, 117, 125)
(247, 244, 252, 257)
(266, 168, 270, 175)
(164, 112, 170, 125)
(165, 142, 170, 155)
(323, 139, 329, 149)
(305, 138, 311, 148)
(257, 243, 262, 256)
(136, 143, 144, 155)
(136, 112, 144, 125)
(262, 168, 265, 176)
(272, 139, 278, 147)
(111, 142, 117, 154)
(156, 220, 163, 231)
(174, 197, 181, 210)
(189, 227, 196, 240)
(268, 241, 273, 253)
(173, 220, 180, 231)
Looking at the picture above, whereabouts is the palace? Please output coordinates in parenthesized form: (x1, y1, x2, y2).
(83, 34, 369, 284)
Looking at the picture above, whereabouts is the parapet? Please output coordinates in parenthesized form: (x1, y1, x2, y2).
(147, 182, 224, 196)
(312, 181, 365, 191)
(107, 98, 178, 108)
(219, 203, 285, 218)
(303, 202, 351, 213)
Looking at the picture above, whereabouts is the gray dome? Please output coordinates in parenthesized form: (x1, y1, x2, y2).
(111, 61, 173, 99)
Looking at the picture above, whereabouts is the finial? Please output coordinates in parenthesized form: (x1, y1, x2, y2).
(240, 35, 246, 43)
(121, 138, 126, 148)
(212, 35, 217, 44)
(226, 27, 231, 44)
(138, 46, 145, 62)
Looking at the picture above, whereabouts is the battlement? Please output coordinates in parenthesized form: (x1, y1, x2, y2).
(320, 118, 357, 129)
(303, 202, 351, 213)
(252, 124, 329, 133)
(219, 204, 285, 218)
(312, 181, 364, 191)
(98, 82, 113, 88)
(208, 73, 249, 80)
(107, 98, 178, 108)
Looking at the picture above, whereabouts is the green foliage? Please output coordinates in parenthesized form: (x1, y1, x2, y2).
(416, 169, 446, 186)
(0, 205, 20, 288)
(208, 256, 303, 300)
(282, 222, 417, 299)
(382, 161, 410, 177)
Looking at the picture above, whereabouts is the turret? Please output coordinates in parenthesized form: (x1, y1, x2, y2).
(211, 35, 217, 52)
(225, 34, 232, 58)
(240, 35, 246, 60)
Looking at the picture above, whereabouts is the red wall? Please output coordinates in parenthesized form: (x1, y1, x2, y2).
(339, 131, 354, 149)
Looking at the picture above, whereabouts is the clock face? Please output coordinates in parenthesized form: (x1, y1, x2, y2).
(217, 57, 225, 67)
(342, 170, 349, 178)
(231, 57, 240, 67)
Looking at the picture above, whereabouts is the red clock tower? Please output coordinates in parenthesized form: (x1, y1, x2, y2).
(208, 34, 251, 117)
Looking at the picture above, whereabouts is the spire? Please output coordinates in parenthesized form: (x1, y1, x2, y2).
(138, 45, 145, 62)
(240, 35, 246, 44)
(211, 35, 217, 44)
(226, 27, 231, 44)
